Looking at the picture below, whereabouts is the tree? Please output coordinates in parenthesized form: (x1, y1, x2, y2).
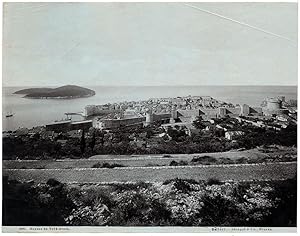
(193, 116, 206, 130)
(167, 127, 186, 142)
(89, 132, 96, 151)
(80, 130, 86, 154)
(146, 130, 154, 139)
(214, 128, 225, 137)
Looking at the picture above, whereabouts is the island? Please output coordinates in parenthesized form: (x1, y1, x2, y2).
(14, 85, 96, 99)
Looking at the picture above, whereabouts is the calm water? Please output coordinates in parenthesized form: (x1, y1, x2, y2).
(2, 86, 297, 131)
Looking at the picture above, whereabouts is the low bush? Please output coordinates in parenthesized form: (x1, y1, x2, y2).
(46, 178, 62, 187)
(235, 157, 248, 164)
(163, 178, 198, 185)
(162, 154, 172, 158)
(75, 187, 114, 208)
(145, 163, 165, 167)
(112, 181, 151, 191)
(3, 179, 74, 226)
(198, 194, 245, 226)
(206, 178, 222, 185)
(218, 157, 234, 164)
(36, 166, 46, 169)
(191, 155, 217, 164)
(108, 191, 171, 226)
(169, 160, 189, 166)
(163, 178, 198, 194)
(91, 163, 126, 168)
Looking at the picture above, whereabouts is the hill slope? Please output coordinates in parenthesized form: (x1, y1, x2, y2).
(14, 88, 54, 94)
(14, 85, 95, 99)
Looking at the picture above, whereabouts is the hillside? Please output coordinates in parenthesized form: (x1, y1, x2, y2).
(14, 85, 95, 99)
(14, 88, 54, 94)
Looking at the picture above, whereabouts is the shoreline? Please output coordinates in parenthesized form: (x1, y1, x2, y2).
(22, 94, 95, 99)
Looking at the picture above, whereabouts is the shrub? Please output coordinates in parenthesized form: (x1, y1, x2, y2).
(91, 162, 102, 168)
(191, 155, 217, 164)
(108, 191, 171, 226)
(169, 160, 178, 166)
(198, 194, 246, 226)
(206, 178, 222, 185)
(36, 166, 46, 169)
(218, 157, 234, 164)
(162, 154, 172, 158)
(163, 178, 198, 186)
(174, 180, 191, 193)
(169, 160, 189, 166)
(91, 162, 126, 168)
(163, 178, 198, 194)
(145, 163, 164, 167)
(112, 182, 151, 191)
(236, 157, 248, 164)
(102, 163, 125, 168)
(3, 179, 74, 226)
(46, 178, 62, 187)
(74, 187, 114, 209)
(263, 178, 297, 227)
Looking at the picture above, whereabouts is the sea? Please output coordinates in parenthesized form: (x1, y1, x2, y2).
(2, 86, 297, 131)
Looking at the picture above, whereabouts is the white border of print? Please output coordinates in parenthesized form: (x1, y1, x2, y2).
(0, 0, 298, 235)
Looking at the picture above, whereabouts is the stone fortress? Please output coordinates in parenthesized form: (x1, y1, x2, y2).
(262, 97, 290, 115)
(85, 95, 294, 131)
(45, 94, 296, 132)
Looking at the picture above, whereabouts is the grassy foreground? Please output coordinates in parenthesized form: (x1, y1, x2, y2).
(3, 162, 297, 183)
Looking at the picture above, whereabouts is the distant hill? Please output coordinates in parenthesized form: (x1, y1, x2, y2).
(14, 85, 96, 99)
(14, 88, 54, 94)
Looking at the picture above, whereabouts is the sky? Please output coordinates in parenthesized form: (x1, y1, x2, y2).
(3, 2, 298, 87)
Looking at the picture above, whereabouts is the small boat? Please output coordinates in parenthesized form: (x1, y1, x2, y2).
(54, 117, 71, 122)
(6, 112, 14, 118)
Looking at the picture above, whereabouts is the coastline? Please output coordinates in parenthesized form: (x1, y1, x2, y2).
(22, 94, 95, 100)
(3, 86, 297, 132)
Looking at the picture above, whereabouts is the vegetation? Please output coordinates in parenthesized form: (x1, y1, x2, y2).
(80, 130, 86, 154)
(206, 178, 222, 185)
(169, 160, 189, 166)
(3, 177, 296, 226)
(14, 85, 95, 99)
(91, 162, 126, 168)
(191, 155, 217, 164)
(3, 178, 74, 226)
(14, 87, 53, 94)
(236, 124, 297, 149)
(192, 116, 206, 130)
(2, 117, 297, 160)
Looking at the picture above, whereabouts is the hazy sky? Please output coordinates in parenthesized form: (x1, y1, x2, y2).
(3, 2, 298, 87)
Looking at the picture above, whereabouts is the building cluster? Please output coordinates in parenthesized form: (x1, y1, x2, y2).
(84, 104, 121, 117)
(261, 97, 290, 116)
(41, 95, 297, 141)
(84, 95, 234, 118)
(45, 120, 93, 132)
(83, 95, 263, 131)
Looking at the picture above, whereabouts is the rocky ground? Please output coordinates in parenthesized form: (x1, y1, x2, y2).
(3, 177, 296, 226)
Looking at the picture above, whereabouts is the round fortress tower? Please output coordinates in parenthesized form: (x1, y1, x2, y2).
(171, 105, 177, 119)
(278, 95, 286, 103)
(145, 108, 153, 126)
(266, 98, 282, 110)
(218, 107, 227, 118)
(169, 105, 177, 124)
(240, 104, 250, 116)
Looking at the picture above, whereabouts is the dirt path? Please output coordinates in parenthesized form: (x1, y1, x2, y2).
(3, 162, 297, 183)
